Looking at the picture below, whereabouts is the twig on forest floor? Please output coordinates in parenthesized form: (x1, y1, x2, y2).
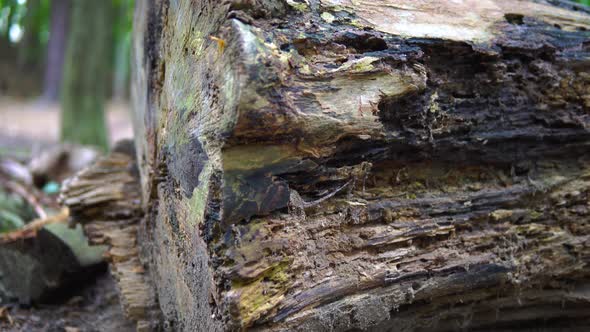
(0, 208, 69, 244)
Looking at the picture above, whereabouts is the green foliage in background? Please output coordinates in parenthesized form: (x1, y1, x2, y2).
(0, 0, 135, 149)
(0, 0, 134, 97)
(0, 188, 35, 233)
(0, 0, 50, 48)
(111, 0, 134, 99)
(18, 0, 50, 68)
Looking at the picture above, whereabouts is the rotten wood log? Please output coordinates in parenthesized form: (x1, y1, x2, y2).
(60, 141, 162, 332)
(132, 0, 590, 331)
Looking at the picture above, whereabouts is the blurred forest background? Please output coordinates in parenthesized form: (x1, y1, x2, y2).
(0, 0, 133, 100)
(0, 0, 134, 158)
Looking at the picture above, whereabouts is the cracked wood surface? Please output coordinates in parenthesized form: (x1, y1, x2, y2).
(132, 0, 590, 331)
(60, 142, 162, 332)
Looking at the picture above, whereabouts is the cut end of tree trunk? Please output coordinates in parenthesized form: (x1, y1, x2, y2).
(131, 0, 590, 331)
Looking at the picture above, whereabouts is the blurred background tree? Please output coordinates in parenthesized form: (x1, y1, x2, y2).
(0, 0, 134, 150)
(42, 0, 69, 101)
(59, 0, 112, 150)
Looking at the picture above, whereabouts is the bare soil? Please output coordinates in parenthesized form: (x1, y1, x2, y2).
(0, 271, 135, 332)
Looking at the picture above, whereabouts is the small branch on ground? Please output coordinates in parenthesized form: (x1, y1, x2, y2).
(0, 208, 69, 244)
(3, 180, 47, 219)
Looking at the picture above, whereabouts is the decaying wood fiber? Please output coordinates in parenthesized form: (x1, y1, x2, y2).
(60, 141, 162, 332)
(132, 0, 590, 330)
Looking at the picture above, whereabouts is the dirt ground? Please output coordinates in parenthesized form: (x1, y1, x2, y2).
(0, 97, 134, 159)
(0, 271, 135, 332)
(0, 97, 136, 331)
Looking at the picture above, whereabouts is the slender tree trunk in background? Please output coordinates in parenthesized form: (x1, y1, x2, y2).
(60, 0, 111, 150)
(112, 0, 132, 101)
(112, 32, 130, 101)
(17, 0, 42, 70)
(42, 0, 70, 102)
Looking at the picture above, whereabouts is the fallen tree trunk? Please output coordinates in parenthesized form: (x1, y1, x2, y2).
(131, 0, 590, 331)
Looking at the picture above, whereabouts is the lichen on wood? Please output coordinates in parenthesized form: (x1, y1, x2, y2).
(132, 0, 590, 331)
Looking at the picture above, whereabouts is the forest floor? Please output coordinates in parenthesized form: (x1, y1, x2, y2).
(0, 97, 135, 331)
(0, 271, 135, 332)
(0, 98, 133, 159)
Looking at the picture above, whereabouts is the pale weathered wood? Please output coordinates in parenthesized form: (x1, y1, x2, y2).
(132, 0, 590, 331)
(60, 141, 162, 332)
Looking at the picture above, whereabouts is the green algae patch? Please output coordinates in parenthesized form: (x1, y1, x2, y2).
(231, 260, 292, 327)
(321, 11, 336, 23)
(187, 163, 214, 227)
(286, 0, 309, 11)
(223, 145, 299, 172)
(331, 56, 379, 74)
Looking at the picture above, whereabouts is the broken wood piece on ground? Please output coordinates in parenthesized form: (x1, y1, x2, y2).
(0, 306, 14, 326)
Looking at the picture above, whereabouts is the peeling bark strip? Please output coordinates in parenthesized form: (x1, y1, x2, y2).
(60, 141, 162, 332)
(132, 0, 590, 331)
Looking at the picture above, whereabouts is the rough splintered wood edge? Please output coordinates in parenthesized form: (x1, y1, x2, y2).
(132, 0, 590, 330)
(318, 0, 590, 42)
(60, 146, 163, 332)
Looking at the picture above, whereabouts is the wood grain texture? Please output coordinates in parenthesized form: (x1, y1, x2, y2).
(132, 0, 590, 330)
(61, 142, 162, 332)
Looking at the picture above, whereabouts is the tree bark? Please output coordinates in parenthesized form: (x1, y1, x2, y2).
(60, 0, 111, 150)
(42, 0, 70, 102)
(131, 0, 590, 331)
